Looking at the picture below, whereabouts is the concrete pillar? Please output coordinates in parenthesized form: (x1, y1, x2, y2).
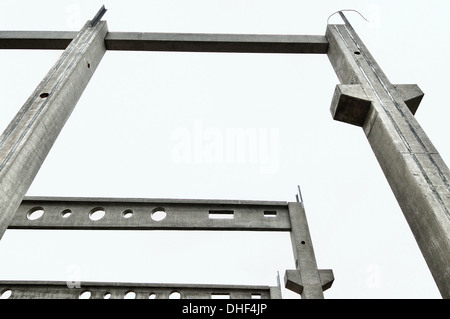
(0, 20, 108, 240)
(327, 20, 450, 298)
(284, 202, 334, 299)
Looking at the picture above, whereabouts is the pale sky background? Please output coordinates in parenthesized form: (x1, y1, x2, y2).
(0, 0, 448, 299)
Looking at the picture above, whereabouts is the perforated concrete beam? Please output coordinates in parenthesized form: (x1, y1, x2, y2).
(0, 281, 278, 299)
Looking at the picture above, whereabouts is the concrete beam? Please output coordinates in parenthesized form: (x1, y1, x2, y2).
(104, 32, 328, 53)
(0, 31, 328, 53)
(0, 21, 108, 241)
(327, 22, 450, 298)
(0, 280, 276, 299)
(9, 196, 291, 231)
(0, 31, 76, 49)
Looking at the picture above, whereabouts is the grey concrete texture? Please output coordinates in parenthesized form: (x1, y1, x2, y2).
(327, 23, 450, 298)
(11, 196, 291, 231)
(283, 202, 334, 299)
(0, 21, 108, 242)
(0, 31, 328, 53)
(0, 15, 333, 300)
(0, 281, 276, 299)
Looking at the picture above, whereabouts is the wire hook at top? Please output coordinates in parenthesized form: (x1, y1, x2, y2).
(327, 9, 369, 25)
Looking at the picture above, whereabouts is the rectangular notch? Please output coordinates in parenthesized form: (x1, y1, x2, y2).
(209, 210, 234, 219)
(264, 210, 277, 218)
(211, 293, 231, 299)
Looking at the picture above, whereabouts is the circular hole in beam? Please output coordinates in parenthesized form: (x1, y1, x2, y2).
(169, 291, 181, 299)
(89, 207, 106, 221)
(61, 209, 72, 218)
(104, 292, 111, 299)
(124, 291, 136, 299)
(79, 291, 91, 299)
(39, 92, 49, 98)
(1, 289, 12, 299)
(151, 207, 166, 221)
(27, 207, 44, 220)
(354, 51, 361, 55)
(122, 209, 133, 219)
(148, 293, 156, 299)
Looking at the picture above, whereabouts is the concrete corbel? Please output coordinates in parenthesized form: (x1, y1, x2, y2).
(284, 269, 334, 295)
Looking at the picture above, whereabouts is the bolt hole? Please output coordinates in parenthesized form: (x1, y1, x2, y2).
(148, 293, 156, 299)
(89, 207, 106, 221)
(39, 92, 49, 98)
(87, 63, 91, 68)
(104, 292, 111, 299)
(301, 241, 306, 245)
(1, 289, 12, 299)
(27, 207, 44, 220)
(151, 207, 166, 221)
(354, 51, 361, 55)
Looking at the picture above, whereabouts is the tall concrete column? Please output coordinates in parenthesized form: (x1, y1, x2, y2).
(284, 202, 334, 299)
(327, 18, 450, 298)
(0, 20, 108, 240)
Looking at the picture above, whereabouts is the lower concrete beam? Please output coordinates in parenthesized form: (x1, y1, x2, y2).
(0, 281, 275, 299)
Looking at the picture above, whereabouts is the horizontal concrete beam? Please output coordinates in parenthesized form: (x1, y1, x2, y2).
(9, 196, 291, 231)
(0, 280, 276, 299)
(0, 31, 328, 53)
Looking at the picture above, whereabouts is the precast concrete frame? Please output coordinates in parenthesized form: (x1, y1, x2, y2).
(0, 7, 448, 298)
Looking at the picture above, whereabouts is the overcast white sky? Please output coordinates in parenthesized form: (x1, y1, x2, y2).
(0, 0, 448, 299)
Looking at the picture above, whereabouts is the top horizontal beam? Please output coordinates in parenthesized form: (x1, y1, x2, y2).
(0, 30, 328, 53)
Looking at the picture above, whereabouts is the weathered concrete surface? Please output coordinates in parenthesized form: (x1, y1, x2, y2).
(327, 23, 450, 298)
(0, 280, 277, 299)
(284, 202, 334, 299)
(0, 31, 328, 54)
(0, 21, 108, 241)
(10, 196, 291, 231)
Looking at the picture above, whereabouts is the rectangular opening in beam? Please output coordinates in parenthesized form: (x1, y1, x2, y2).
(209, 210, 234, 219)
(211, 293, 230, 299)
(264, 211, 277, 218)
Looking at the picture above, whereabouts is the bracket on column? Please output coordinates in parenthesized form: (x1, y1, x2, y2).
(330, 84, 424, 127)
(394, 84, 424, 115)
(284, 269, 334, 295)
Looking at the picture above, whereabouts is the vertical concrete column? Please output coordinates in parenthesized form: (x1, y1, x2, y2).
(0, 20, 108, 240)
(327, 21, 450, 298)
(284, 202, 333, 299)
